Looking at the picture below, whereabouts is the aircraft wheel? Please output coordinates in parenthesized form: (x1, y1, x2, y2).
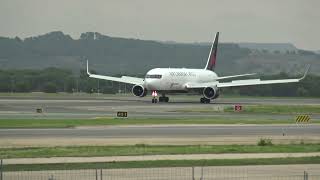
(200, 97, 210, 104)
(159, 96, 169, 103)
(154, 99, 158, 103)
(152, 99, 155, 103)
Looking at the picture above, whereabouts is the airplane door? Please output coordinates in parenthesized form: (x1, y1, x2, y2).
(160, 72, 171, 90)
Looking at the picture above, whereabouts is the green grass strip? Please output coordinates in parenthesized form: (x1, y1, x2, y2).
(225, 105, 320, 114)
(0, 117, 316, 129)
(1, 144, 320, 159)
(3, 156, 320, 171)
(176, 105, 320, 114)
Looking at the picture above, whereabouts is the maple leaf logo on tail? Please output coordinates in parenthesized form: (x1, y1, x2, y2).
(204, 32, 219, 71)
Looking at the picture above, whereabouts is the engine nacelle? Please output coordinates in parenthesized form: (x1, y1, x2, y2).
(132, 85, 147, 97)
(203, 86, 219, 99)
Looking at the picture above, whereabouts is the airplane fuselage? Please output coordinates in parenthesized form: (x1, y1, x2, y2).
(144, 68, 218, 91)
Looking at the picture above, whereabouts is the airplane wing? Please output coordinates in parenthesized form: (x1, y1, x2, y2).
(216, 73, 256, 80)
(86, 61, 144, 85)
(186, 65, 310, 89)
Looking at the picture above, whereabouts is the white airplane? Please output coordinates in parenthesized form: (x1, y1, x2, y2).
(87, 32, 309, 103)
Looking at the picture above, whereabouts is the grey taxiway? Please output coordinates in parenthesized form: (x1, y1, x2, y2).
(1, 125, 320, 139)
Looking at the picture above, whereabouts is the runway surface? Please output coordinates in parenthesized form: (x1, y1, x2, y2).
(6, 152, 320, 165)
(1, 125, 320, 138)
(0, 95, 320, 119)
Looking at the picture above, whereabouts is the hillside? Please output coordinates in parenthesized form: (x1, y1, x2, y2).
(238, 43, 298, 53)
(0, 31, 319, 75)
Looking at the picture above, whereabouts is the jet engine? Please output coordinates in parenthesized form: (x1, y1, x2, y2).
(203, 86, 219, 99)
(132, 85, 147, 97)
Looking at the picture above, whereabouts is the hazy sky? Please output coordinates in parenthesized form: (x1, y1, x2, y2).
(0, 0, 319, 50)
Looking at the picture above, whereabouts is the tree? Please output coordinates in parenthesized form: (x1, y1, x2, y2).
(296, 87, 308, 96)
(14, 82, 31, 92)
(262, 49, 269, 54)
(273, 50, 280, 54)
(80, 32, 95, 40)
(43, 82, 57, 93)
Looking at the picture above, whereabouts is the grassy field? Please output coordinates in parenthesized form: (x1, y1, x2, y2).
(1, 144, 320, 159)
(0, 117, 311, 128)
(225, 105, 320, 114)
(175, 105, 320, 114)
(3, 156, 320, 171)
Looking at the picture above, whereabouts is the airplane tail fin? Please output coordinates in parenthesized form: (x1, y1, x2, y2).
(204, 32, 219, 71)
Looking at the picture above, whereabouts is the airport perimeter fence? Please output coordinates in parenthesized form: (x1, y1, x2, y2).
(1, 165, 320, 180)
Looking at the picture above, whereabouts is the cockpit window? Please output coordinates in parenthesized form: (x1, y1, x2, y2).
(145, 74, 162, 79)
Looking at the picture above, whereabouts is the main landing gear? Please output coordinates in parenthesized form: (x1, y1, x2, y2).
(159, 95, 169, 103)
(152, 96, 169, 103)
(200, 97, 210, 104)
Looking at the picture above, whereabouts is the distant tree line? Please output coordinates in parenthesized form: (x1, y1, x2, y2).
(0, 68, 319, 97)
(0, 68, 129, 94)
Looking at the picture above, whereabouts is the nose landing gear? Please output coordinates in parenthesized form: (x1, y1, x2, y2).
(152, 98, 158, 103)
(151, 91, 158, 103)
(151, 91, 169, 103)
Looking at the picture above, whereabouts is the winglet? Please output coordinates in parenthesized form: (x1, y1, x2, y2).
(300, 64, 310, 80)
(86, 60, 91, 76)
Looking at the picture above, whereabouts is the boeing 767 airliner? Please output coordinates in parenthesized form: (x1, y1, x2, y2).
(87, 32, 309, 103)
